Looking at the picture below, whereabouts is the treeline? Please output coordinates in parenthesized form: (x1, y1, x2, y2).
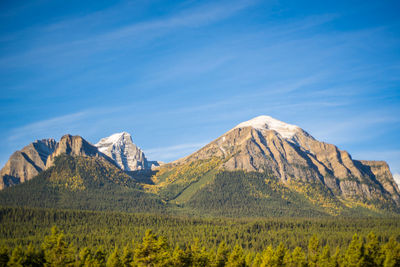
(1, 207, 400, 253)
(1, 226, 400, 266)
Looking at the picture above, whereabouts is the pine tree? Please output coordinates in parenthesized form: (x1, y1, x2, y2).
(24, 243, 44, 267)
(106, 247, 122, 267)
(244, 252, 254, 267)
(41, 226, 75, 266)
(134, 229, 171, 266)
(382, 237, 400, 267)
(344, 233, 365, 267)
(92, 247, 107, 266)
(318, 245, 335, 267)
(0, 245, 9, 267)
(251, 253, 262, 267)
(260, 246, 274, 267)
(332, 246, 342, 267)
(272, 242, 286, 267)
(226, 245, 246, 267)
(77, 247, 92, 267)
(364, 232, 381, 267)
(286, 247, 306, 267)
(121, 242, 134, 267)
(308, 235, 320, 267)
(215, 241, 230, 267)
(171, 246, 191, 267)
(7, 245, 24, 267)
(189, 239, 210, 267)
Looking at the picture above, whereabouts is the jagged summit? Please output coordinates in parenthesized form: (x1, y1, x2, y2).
(95, 132, 148, 171)
(0, 138, 57, 189)
(96, 132, 133, 152)
(167, 115, 400, 211)
(234, 115, 301, 139)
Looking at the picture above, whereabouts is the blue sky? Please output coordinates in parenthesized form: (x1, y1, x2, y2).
(1, 0, 400, 176)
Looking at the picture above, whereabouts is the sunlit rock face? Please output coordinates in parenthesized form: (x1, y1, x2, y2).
(95, 132, 148, 171)
(172, 115, 400, 206)
(0, 139, 56, 189)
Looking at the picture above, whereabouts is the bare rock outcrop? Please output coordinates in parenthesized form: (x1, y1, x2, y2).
(0, 139, 56, 189)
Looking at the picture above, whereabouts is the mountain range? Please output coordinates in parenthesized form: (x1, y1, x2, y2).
(1, 115, 399, 217)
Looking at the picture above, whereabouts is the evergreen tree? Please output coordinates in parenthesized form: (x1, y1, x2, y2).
(41, 226, 75, 266)
(244, 252, 254, 267)
(226, 245, 246, 267)
(106, 247, 122, 267)
(308, 235, 320, 267)
(215, 241, 230, 267)
(134, 229, 170, 266)
(77, 247, 92, 267)
(260, 246, 274, 267)
(171, 246, 191, 267)
(7, 246, 24, 267)
(251, 253, 262, 267)
(318, 245, 335, 267)
(92, 247, 107, 266)
(344, 233, 365, 267)
(272, 242, 286, 267)
(287, 247, 306, 267)
(121, 242, 134, 267)
(332, 246, 342, 267)
(364, 232, 381, 267)
(0, 246, 9, 267)
(382, 237, 400, 267)
(24, 243, 44, 267)
(188, 239, 210, 267)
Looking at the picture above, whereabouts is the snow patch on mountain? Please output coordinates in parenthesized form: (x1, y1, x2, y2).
(234, 115, 300, 139)
(394, 173, 400, 188)
(95, 132, 148, 171)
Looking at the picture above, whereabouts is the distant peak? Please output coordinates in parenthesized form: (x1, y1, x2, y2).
(97, 132, 133, 145)
(234, 115, 300, 139)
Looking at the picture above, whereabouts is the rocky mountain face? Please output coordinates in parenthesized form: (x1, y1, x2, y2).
(46, 134, 104, 167)
(0, 139, 56, 189)
(156, 115, 400, 213)
(95, 132, 158, 171)
(0, 132, 157, 189)
(1, 116, 399, 216)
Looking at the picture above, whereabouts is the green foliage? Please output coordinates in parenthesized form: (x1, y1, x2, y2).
(186, 171, 328, 217)
(226, 244, 246, 267)
(133, 230, 170, 266)
(41, 226, 75, 266)
(344, 234, 365, 267)
(215, 241, 230, 267)
(0, 155, 166, 213)
(0, 227, 399, 266)
(106, 247, 122, 267)
(1, 207, 400, 255)
(1, 156, 399, 217)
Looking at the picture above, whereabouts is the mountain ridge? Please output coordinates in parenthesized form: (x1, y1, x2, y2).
(1, 115, 399, 217)
(149, 115, 400, 215)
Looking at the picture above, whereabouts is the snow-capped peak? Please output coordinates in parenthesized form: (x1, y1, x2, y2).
(95, 132, 148, 171)
(234, 115, 300, 139)
(95, 132, 133, 153)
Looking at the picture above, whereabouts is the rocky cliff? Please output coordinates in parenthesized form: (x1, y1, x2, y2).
(161, 115, 400, 210)
(0, 139, 56, 189)
(95, 132, 149, 171)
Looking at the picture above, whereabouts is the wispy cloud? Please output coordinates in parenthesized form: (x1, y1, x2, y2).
(7, 111, 92, 142)
(0, 0, 257, 67)
(308, 115, 400, 144)
(144, 142, 208, 162)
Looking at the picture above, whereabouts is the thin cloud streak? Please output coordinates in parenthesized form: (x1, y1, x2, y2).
(144, 142, 208, 162)
(0, 0, 256, 67)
